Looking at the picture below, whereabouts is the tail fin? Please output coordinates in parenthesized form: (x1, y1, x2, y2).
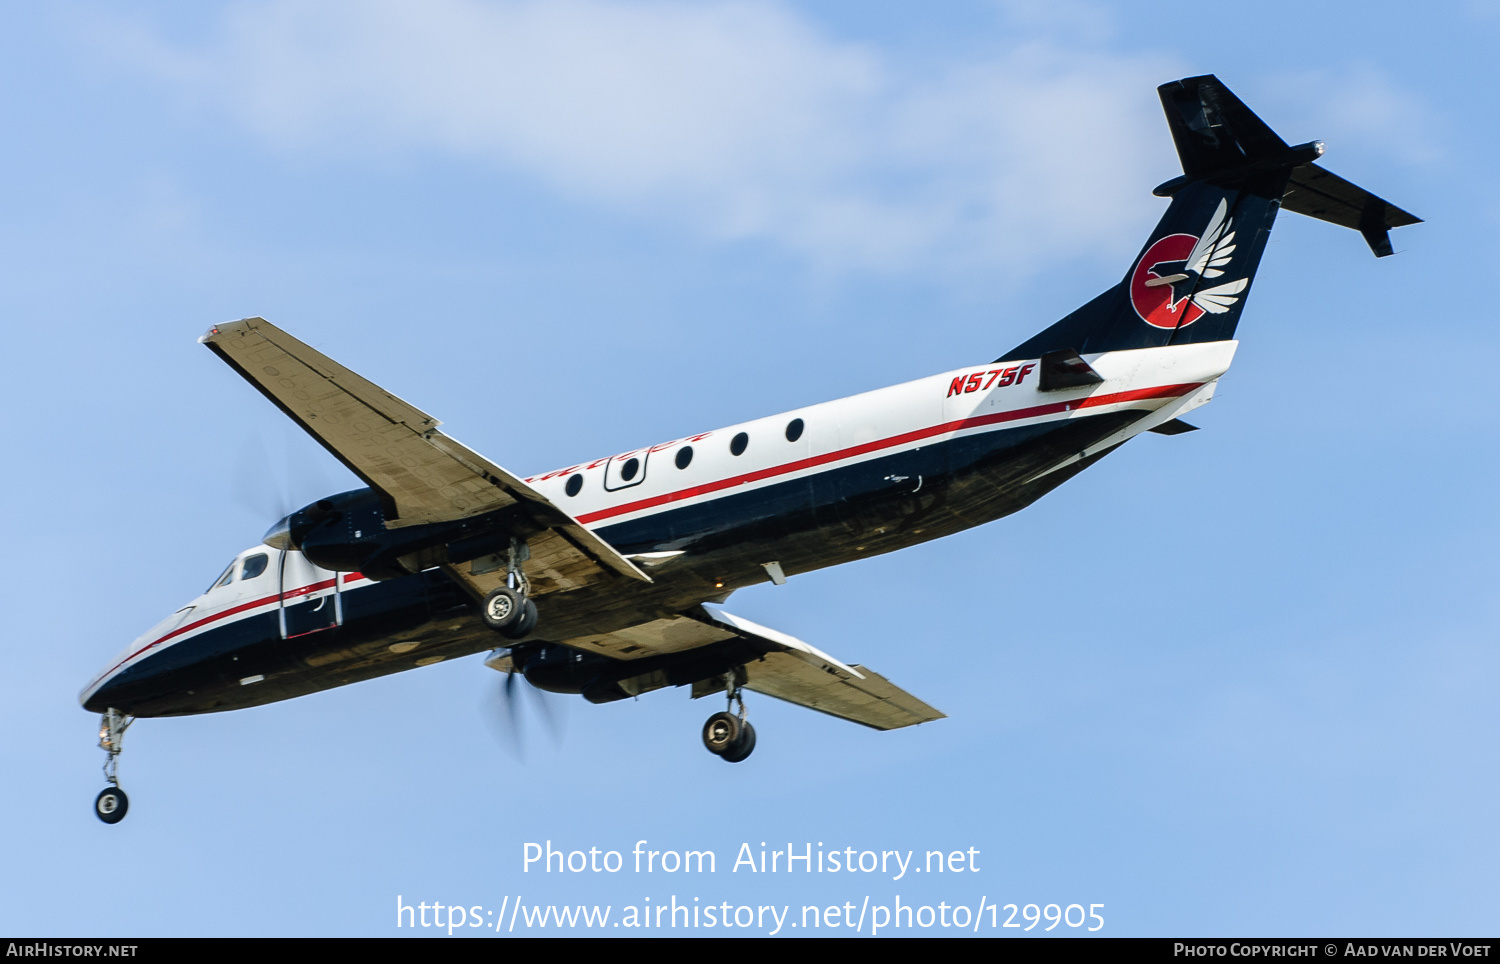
(1001, 75, 1420, 362)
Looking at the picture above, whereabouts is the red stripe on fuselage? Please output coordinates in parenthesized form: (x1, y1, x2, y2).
(574, 382, 1201, 525)
(88, 387, 1192, 692)
(89, 575, 357, 690)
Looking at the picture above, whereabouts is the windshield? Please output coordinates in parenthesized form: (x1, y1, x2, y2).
(206, 561, 236, 594)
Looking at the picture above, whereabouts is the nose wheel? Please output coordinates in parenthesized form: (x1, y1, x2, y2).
(94, 708, 133, 824)
(701, 670, 756, 763)
(95, 786, 128, 824)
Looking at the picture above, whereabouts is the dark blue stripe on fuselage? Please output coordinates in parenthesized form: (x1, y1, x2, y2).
(592, 409, 1136, 556)
(91, 408, 1143, 716)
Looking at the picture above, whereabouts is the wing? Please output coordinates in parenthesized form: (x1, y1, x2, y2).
(1185, 198, 1237, 278)
(714, 609, 944, 730)
(548, 606, 944, 730)
(201, 317, 649, 596)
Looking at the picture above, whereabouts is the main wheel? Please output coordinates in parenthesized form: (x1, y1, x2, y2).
(501, 598, 538, 640)
(95, 787, 128, 824)
(481, 587, 525, 632)
(701, 712, 741, 755)
(721, 721, 757, 763)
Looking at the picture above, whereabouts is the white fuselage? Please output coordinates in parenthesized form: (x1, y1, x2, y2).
(82, 340, 1236, 711)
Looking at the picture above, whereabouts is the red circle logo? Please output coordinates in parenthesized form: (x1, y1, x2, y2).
(1130, 233, 1204, 330)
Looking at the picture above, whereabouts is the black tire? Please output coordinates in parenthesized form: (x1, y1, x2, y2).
(95, 787, 128, 824)
(721, 721, 757, 763)
(701, 712, 741, 755)
(481, 587, 524, 631)
(501, 598, 538, 640)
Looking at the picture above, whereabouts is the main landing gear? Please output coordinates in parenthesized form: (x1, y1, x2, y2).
(702, 669, 756, 763)
(95, 708, 132, 824)
(481, 539, 537, 640)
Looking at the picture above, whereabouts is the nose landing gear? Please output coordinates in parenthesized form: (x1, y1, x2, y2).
(701, 669, 756, 763)
(94, 708, 133, 824)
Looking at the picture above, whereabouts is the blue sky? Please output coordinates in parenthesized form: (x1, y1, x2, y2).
(3, 0, 1497, 938)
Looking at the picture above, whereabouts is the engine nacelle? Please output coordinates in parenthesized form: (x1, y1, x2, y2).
(512, 642, 752, 705)
(511, 644, 621, 697)
(262, 487, 525, 580)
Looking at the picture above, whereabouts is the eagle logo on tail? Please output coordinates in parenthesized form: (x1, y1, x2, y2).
(1129, 199, 1249, 329)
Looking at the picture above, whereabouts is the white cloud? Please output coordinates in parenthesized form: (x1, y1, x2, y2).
(113, 0, 1185, 276)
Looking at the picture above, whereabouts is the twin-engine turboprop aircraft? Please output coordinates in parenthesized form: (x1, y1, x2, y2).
(82, 75, 1418, 823)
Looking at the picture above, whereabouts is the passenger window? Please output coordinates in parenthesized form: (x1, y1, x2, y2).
(675, 446, 693, 469)
(620, 457, 640, 482)
(785, 418, 804, 442)
(730, 432, 748, 456)
(565, 473, 583, 497)
(241, 553, 269, 581)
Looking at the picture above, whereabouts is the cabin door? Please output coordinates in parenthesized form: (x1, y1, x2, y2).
(278, 550, 342, 639)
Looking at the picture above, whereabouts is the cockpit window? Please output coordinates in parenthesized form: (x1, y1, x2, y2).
(208, 562, 236, 592)
(240, 553, 269, 581)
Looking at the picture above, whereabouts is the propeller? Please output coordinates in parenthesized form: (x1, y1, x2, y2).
(481, 651, 565, 762)
(230, 427, 337, 528)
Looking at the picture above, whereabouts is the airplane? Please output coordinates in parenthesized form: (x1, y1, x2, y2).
(81, 75, 1418, 823)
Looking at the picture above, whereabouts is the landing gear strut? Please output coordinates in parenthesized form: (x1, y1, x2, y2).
(702, 668, 756, 763)
(95, 708, 132, 824)
(481, 539, 537, 639)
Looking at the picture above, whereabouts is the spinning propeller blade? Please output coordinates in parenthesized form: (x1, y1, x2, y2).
(481, 658, 564, 762)
(231, 428, 338, 527)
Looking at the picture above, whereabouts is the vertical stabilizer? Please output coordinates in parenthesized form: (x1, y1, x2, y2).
(1000, 75, 1418, 363)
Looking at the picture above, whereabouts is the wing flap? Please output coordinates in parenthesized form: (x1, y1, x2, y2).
(557, 615, 736, 661)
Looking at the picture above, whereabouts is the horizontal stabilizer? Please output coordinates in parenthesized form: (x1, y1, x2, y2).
(1149, 418, 1199, 436)
(1282, 163, 1422, 257)
(1038, 348, 1104, 392)
(1159, 75, 1290, 178)
(999, 73, 1418, 380)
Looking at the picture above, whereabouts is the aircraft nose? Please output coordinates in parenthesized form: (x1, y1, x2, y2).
(81, 648, 143, 715)
(80, 671, 121, 714)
